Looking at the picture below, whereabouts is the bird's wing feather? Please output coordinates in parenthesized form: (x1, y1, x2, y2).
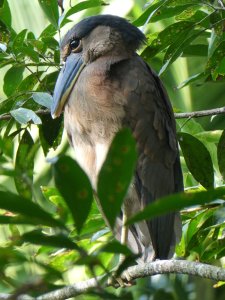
(110, 55, 183, 258)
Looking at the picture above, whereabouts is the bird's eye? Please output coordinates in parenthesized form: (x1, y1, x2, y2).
(69, 38, 81, 52)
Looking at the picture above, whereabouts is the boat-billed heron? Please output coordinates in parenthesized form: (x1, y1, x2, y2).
(51, 15, 183, 262)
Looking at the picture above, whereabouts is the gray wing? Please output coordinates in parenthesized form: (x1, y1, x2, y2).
(110, 55, 183, 259)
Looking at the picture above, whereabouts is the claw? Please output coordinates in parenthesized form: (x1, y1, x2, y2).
(108, 270, 136, 288)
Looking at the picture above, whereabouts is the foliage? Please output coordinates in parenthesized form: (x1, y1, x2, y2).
(0, 0, 225, 299)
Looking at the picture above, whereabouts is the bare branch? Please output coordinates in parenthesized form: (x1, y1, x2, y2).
(1, 260, 225, 300)
(174, 106, 225, 119)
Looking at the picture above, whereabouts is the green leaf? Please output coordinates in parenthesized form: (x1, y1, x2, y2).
(17, 71, 44, 92)
(0, 191, 64, 228)
(14, 130, 36, 199)
(53, 156, 93, 233)
(59, 0, 107, 28)
(159, 30, 202, 75)
(32, 92, 52, 109)
(39, 114, 63, 155)
(38, 0, 59, 28)
(21, 45, 40, 62)
(22, 229, 80, 250)
(97, 128, 137, 229)
(133, 0, 167, 26)
(127, 187, 225, 225)
(178, 132, 214, 189)
(182, 44, 208, 57)
(100, 241, 133, 256)
(177, 72, 205, 89)
(0, 0, 11, 28)
(0, 19, 10, 43)
(3, 66, 24, 96)
(142, 21, 195, 60)
(10, 108, 42, 125)
(12, 29, 27, 55)
(218, 129, 225, 181)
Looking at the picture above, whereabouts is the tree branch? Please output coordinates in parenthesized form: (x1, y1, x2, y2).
(1, 106, 225, 122)
(1, 260, 225, 300)
(174, 106, 225, 118)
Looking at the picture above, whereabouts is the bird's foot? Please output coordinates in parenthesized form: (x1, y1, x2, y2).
(108, 269, 136, 288)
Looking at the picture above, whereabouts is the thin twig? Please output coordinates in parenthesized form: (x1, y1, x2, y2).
(1, 106, 225, 121)
(0, 110, 50, 121)
(0, 260, 224, 300)
(174, 106, 225, 119)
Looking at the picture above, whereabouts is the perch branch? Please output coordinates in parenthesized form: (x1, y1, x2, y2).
(0, 260, 225, 300)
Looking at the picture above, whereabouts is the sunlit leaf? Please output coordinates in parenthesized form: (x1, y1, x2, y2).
(32, 92, 52, 109)
(10, 108, 42, 125)
(59, 0, 107, 28)
(38, 0, 59, 28)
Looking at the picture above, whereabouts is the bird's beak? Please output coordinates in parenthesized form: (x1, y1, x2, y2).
(51, 53, 85, 119)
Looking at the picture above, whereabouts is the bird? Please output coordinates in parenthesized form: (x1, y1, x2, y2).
(51, 14, 183, 263)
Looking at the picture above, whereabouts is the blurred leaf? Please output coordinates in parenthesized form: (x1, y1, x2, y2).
(100, 241, 132, 256)
(0, 0, 11, 28)
(0, 191, 64, 228)
(22, 229, 81, 251)
(97, 128, 137, 229)
(195, 130, 222, 144)
(38, 0, 59, 28)
(32, 92, 52, 109)
(10, 108, 42, 125)
(182, 44, 208, 57)
(91, 227, 110, 242)
(59, 0, 107, 27)
(14, 130, 35, 199)
(3, 66, 24, 96)
(178, 132, 214, 189)
(127, 187, 225, 225)
(218, 129, 225, 181)
(53, 155, 93, 233)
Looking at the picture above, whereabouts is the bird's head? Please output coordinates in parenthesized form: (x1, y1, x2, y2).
(51, 14, 145, 118)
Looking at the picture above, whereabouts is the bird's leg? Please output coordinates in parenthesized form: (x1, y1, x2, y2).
(108, 207, 134, 287)
(119, 208, 129, 263)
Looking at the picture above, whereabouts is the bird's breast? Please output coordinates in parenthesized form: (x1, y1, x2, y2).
(64, 63, 126, 188)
